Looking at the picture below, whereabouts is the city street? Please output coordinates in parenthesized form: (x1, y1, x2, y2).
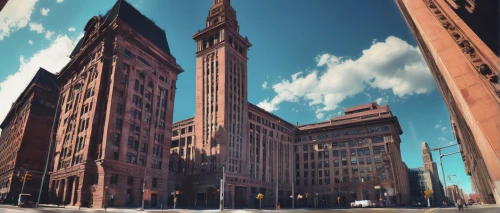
(0, 205, 499, 213)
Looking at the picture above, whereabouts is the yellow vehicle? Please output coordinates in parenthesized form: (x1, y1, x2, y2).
(18, 193, 34, 207)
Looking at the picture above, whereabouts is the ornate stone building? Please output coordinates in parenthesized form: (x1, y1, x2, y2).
(169, 0, 411, 209)
(0, 68, 59, 204)
(48, 0, 183, 208)
(395, 0, 499, 203)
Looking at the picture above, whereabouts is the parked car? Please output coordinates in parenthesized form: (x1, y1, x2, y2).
(17, 194, 34, 208)
(354, 200, 372, 207)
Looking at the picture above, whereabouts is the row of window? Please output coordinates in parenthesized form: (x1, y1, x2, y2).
(298, 126, 390, 142)
(110, 174, 158, 188)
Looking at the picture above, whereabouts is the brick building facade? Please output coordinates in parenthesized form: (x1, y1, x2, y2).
(169, 1, 410, 209)
(0, 68, 59, 204)
(47, 0, 183, 208)
(395, 0, 499, 203)
(294, 103, 410, 207)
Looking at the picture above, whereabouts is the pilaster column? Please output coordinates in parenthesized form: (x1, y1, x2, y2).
(62, 178, 69, 205)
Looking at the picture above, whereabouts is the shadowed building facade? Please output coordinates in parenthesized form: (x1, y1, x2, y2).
(48, 0, 183, 208)
(395, 0, 500, 204)
(0, 68, 59, 204)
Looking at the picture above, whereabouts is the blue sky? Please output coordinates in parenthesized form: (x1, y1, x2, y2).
(0, 0, 472, 194)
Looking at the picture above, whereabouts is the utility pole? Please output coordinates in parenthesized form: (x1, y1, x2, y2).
(220, 166, 225, 211)
(431, 143, 459, 202)
(37, 94, 61, 208)
(20, 172, 28, 196)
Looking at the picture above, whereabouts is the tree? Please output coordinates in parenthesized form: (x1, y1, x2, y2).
(256, 193, 264, 210)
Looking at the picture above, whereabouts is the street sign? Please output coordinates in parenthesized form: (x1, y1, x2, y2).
(143, 189, 151, 200)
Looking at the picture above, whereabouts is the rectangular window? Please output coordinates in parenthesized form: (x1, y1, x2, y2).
(332, 150, 339, 157)
(324, 151, 329, 158)
(127, 176, 134, 185)
(349, 140, 356, 146)
(303, 153, 308, 161)
(375, 156, 381, 163)
(341, 149, 346, 157)
(334, 159, 339, 167)
(113, 133, 121, 146)
(113, 151, 119, 160)
(371, 137, 384, 143)
(367, 157, 372, 164)
(110, 174, 119, 184)
(152, 178, 157, 188)
(351, 148, 356, 156)
(324, 160, 329, 168)
(126, 152, 137, 164)
(359, 157, 365, 164)
(115, 119, 122, 130)
(351, 157, 357, 165)
(342, 158, 347, 166)
(117, 104, 124, 115)
(357, 148, 364, 156)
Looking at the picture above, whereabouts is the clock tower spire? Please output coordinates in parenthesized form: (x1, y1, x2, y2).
(192, 0, 251, 175)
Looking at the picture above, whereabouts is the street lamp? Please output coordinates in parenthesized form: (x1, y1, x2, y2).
(338, 177, 343, 208)
(431, 143, 459, 202)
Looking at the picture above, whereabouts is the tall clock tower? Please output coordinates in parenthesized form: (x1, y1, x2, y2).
(193, 0, 252, 175)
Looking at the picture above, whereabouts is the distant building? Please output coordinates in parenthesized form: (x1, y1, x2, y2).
(447, 185, 464, 203)
(421, 142, 445, 203)
(295, 103, 411, 207)
(408, 168, 430, 199)
(395, 0, 499, 204)
(47, 0, 183, 208)
(0, 68, 59, 204)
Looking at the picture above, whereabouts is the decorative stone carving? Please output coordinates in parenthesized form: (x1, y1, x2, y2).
(434, 10, 441, 14)
(489, 75, 499, 84)
(439, 15, 446, 20)
(453, 33, 461, 40)
(479, 64, 492, 76)
(459, 40, 476, 57)
(443, 22, 451, 29)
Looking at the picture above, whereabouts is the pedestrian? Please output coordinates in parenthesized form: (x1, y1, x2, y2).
(457, 198, 463, 210)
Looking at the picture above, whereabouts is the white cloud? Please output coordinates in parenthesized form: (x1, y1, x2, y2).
(29, 22, 44, 34)
(0, 0, 38, 40)
(56, 0, 64, 3)
(375, 97, 387, 105)
(262, 81, 268, 89)
(435, 120, 441, 128)
(45, 30, 54, 39)
(0, 34, 81, 124)
(28, 40, 33, 45)
(438, 136, 446, 142)
(68, 27, 76, 32)
(316, 112, 324, 120)
(41, 8, 50, 16)
(257, 36, 435, 116)
(441, 127, 448, 133)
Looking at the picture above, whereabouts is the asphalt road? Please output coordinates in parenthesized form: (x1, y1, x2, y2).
(0, 205, 498, 213)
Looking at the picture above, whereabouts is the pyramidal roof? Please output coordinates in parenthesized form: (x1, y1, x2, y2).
(71, 0, 171, 57)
